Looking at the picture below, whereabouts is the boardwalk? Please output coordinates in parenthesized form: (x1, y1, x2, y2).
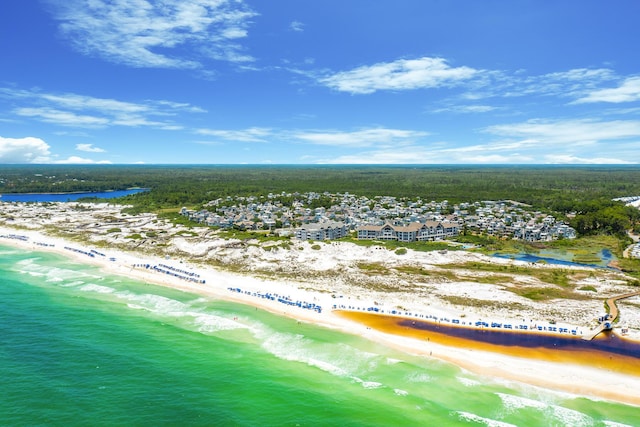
(582, 290, 640, 340)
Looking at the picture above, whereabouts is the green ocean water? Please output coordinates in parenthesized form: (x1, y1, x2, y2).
(1, 244, 638, 426)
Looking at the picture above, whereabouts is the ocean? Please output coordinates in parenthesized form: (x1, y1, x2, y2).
(1, 244, 638, 426)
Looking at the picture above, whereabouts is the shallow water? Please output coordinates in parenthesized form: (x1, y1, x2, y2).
(493, 248, 615, 269)
(1, 244, 638, 426)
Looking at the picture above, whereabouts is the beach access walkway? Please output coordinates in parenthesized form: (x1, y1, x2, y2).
(582, 290, 640, 340)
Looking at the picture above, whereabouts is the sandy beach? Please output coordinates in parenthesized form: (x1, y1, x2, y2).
(1, 202, 640, 406)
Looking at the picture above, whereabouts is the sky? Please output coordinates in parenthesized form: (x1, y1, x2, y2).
(1, 0, 640, 165)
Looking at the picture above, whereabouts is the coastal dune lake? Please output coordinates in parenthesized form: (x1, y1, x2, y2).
(1, 244, 638, 426)
(0, 188, 146, 202)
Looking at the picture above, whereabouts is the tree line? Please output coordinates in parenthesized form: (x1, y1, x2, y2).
(2, 164, 640, 237)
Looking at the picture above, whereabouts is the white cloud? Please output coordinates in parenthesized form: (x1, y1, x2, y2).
(2, 87, 202, 129)
(432, 105, 496, 114)
(52, 156, 112, 164)
(316, 146, 534, 164)
(465, 67, 618, 100)
(15, 107, 109, 127)
(543, 154, 633, 164)
(320, 57, 479, 94)
(0, 136, 51, 163)
(0, 135, 111, 164)
(311, 117, 640, 165)
(194, 126, 429, 148)
(47, 0, 257, 68)
(290, 21, 304, 32)
(76, 143, 106, 153)
(484, 118, 640, 146)
(574, 76, 640, 103)
(292, 128, 429, 147)
(196, 127, 272, 142)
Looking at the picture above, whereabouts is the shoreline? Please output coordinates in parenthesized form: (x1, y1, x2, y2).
(2, 226, 640, 407)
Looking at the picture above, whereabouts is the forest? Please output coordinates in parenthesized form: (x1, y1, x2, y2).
(1, 164, 640, 237)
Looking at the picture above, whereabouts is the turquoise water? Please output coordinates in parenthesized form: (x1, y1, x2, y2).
(1, 245, 638, 426)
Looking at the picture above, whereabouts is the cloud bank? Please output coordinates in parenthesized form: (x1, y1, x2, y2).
(48, 0, 257, 68)
(320, 57, 478, 94)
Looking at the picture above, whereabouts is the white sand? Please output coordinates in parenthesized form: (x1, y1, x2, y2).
(2, 203, 640, 406)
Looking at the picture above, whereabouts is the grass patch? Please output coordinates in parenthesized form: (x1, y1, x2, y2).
(578, 285, 597, 292)
(218, 228, 287, 243)
(440, 295, 529, 311)
(173, 230, 199, 237)
(349, 238, 456, 253)
(311, 244, 321, 250)
(395, 265, 430, 276)
(572, 253, 602, 264)
(279, 241, 291, 250)
(395, 248, 407, 255)
(439, 261, 577, 287)
(357, 262, 390, 274)
(509, 286, 588, 301)
(470, 274, 514, 284)
(157, 211, 207, 228)
(549, 234, 620, 252)
(617, 258, 640, 278)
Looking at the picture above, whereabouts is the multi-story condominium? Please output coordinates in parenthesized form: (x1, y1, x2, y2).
(295, 221, 348, 241)
(357, 221, 459, 242)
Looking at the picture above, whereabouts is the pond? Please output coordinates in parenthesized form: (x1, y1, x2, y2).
(493, 248, 616, 269)
(0, 188, 147, 202)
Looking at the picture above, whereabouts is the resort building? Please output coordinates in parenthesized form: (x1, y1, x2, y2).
(357, 221, 459, 242)
(295, 221, 348, 241)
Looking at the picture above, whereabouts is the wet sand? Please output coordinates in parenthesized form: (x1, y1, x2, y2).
(337, 311, 640, 377)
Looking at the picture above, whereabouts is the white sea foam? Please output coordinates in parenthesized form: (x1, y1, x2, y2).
(113, 290, 246, 333)
(456, 411, 517, 427)
(406, 372, 432, 384)
(549, 405, 593, 427)
(308, 358, 349, 377)
(258, 329, 344, 373)
(61, 280, 86, 287)
(115, 291, 190, 313)
(79, 284, 116, 294)
(394, 389, 409, 396)
(457, 376, 481, 387)
(193, 313, 246, 333)
(603, 421, 635, 427)
(45, 267, 85, 281)
(358, 380, 383, 389)
(16, 257, 38, 267)
(497, 392, 594, 426)
(26, 271, 46, 277)
(497, 393, 548, 411)
(0, 249, 20, 255)
(253, 323, 385, 388)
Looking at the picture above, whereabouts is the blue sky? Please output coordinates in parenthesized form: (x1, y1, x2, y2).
(1, 0, 640, 164)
